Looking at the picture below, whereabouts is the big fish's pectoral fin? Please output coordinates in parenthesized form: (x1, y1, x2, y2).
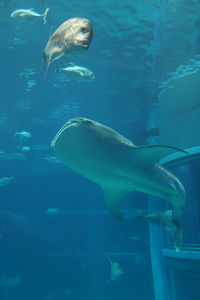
(133, 145, 188, 165)
(102, 187, 129, 220)
(40, 51, 51, 76)
(138, 210, 182, 251)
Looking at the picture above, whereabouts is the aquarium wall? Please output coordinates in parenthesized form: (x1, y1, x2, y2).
(145, 1, 200, 299)
(156, 3, 200, 148)
(159, 68, 200, 149)
(148, 147, 200, 300)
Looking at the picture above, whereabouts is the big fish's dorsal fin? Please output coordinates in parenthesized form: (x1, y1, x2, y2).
(102, 187, 129, 220)
(132, 145, 188, 165)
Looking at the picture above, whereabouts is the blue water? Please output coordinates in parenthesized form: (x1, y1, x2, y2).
(1, 0, 200, 299)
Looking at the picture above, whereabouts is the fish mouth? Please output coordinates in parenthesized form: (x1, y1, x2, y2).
(50, 118, 92, 147)
(50, 119, 80, 147)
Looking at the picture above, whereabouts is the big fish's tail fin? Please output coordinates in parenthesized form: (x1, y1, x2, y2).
(138, 210, 182, 252)
(43, 7, 50, 25)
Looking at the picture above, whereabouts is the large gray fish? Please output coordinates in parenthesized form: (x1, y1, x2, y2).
(42, 17, 93, 71)
(51, 117, 187, 251)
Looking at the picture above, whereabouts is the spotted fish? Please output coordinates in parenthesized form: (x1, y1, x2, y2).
(51, 117, 187, 251)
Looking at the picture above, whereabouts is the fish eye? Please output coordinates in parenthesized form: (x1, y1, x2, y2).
(80, 27, 88, 33)
(68, 118, 80, 124)
(83, 119, 92, 125)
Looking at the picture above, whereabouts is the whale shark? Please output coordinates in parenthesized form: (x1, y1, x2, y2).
(51, 117, 187, 251)
(0, 176, 13, 186)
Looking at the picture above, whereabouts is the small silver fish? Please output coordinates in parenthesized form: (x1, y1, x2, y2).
(56, 65, 95, 81)
(106, 256, 123, 284)
(20, 146, 31, 154)
(0, 176, 13, 187)
(45, 208, 61, 215)
(10, 7, 50, 24)
(2, 153, 26, 161)
(129, 235, 141, 241)
(30, 144, 49, 151)
(15, 130, 32, 142)
(0, 273, 22, 287)
(42, 17, 93, 72)
(44, 156, 61, 164)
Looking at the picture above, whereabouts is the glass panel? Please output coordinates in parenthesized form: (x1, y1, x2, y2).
(164, 159, 200, 248)
(167, 267, 200, 300)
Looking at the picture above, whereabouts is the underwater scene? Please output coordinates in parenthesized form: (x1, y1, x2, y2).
(1, 0, 200, 299)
